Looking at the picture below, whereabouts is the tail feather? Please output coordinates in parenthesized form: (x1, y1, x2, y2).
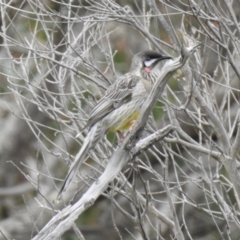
(58, 123, 103, 198)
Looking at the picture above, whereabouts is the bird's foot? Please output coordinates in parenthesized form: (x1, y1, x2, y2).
(117, 131, 125, 144)
(128, 120, 136, 132)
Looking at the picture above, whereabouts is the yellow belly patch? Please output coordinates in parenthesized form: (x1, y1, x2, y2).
(108, 110, 140, 131)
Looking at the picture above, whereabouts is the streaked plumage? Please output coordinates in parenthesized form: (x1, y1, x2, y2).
(58, 50, 172, 196)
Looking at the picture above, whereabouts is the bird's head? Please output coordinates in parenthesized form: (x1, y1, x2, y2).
(131, 50, 172, 76)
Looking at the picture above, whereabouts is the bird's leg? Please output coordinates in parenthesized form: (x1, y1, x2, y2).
(117, 130, 125, 143)
(117, 120, 137, 145)
(128, 120, 136, 132)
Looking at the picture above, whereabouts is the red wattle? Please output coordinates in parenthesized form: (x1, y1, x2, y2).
(144, 67, 151, 73)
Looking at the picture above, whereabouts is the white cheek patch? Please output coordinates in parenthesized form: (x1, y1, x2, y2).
(144, 58, 158, 67)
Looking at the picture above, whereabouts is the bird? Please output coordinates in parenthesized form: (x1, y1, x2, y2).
(58, 50, 172, 197)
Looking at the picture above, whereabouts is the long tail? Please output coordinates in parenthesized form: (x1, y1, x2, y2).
(58, 122, 103, 197)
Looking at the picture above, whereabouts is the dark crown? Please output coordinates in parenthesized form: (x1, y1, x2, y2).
(142, 50, 164, 59)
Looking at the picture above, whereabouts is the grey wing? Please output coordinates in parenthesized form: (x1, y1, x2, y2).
(86, 73, 140, 128)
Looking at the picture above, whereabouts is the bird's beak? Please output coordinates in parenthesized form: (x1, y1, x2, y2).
(144, 55, 172, 67)
(159, 55, 172, 61)
(153, 55, 172, 66)
(151, 55, 172, 68)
